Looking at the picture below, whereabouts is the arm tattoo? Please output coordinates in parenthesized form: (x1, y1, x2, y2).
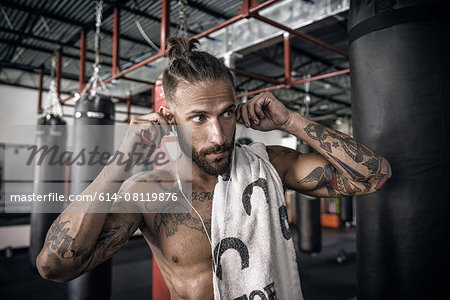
(326, 186, 338, 197)
(79, 219, 138, 274)
(297, 164, 333, 190)
(297, 163, 371, 196)
(327, 130, 373, 163)
(304, 123, 373, 162)
(373, 156, 391, 190)
(111, 194, 133, 212)
(363, 157, 380, 174)
(47, 219, 76, 259)
(303, 124, 391, 194)
(329, 170, 363, 196)
(93, 222, 135, 261)
(328, 153, 365, 181)
(46, 215, 138, 272)
(304, 123, 332, 153)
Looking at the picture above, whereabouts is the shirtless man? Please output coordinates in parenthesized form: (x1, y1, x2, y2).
(36, 37, 391, 299)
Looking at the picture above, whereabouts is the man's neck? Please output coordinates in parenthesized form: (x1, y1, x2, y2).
(177, 154, 218, 189)
(191, 165, 218, 188)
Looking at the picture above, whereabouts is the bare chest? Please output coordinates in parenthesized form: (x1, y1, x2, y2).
(142, 193, 214, 266)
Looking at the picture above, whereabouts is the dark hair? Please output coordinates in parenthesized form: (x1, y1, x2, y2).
(162, 36, 235, 105)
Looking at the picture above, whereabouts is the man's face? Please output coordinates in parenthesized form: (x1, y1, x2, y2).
(172, 80, 236, 176)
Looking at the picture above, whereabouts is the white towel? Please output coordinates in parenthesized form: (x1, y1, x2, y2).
(211, 142, 303, 300)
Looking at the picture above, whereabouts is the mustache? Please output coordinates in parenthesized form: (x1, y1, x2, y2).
(200, 142, 234, 155)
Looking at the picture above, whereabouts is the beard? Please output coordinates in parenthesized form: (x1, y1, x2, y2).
(177, 127, 235, 176)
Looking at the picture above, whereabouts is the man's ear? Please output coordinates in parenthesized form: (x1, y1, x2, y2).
(159, 105, 174, 124)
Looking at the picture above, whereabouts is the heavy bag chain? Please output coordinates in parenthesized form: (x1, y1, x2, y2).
(176, 0, 189, 38)
(79, 0, 106, 99)
(94, 0, 102, 69)
(302, 74, 311, 118)
(45, 56, 63, 118)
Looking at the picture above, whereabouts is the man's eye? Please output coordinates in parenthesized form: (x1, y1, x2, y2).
(192, 115, 206, 123)
(223, 110, 233, 118)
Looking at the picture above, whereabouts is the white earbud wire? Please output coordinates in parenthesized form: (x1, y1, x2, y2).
(172, 125, 234, 299)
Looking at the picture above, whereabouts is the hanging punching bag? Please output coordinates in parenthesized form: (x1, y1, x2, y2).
(339, 196, 353, 225)
(348, 1, 450, 299)
(296, 193, 322, 254)
(67, 93, 115, 300)
(29, 115, 66, 270)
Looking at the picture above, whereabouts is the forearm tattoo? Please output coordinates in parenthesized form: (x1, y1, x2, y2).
(44, 215, 139, 276)
(304, 123, 373, 163)
(297, 164, 333, 190)
(302, 123, 391, 195)
(47, 219, 76, 259)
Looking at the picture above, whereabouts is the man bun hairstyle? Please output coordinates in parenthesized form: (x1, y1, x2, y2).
(162, 36, 235, 106)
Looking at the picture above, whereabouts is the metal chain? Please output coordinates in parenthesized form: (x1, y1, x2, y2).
(303, 74, 311, 117)
(79, 0, 105, 99)
(176, 0, 189, 38)
(45, 56, 63, 118)
(92, 0, 103, 93)
(94, 0, 103, 68)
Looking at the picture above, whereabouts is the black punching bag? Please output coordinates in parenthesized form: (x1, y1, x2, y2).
(348, 1, 450, 299)
(296, 193, 322, 254)
(339, 196, 353, 225)
(67, 93, 115, 300)
(29, 115, 66, 270)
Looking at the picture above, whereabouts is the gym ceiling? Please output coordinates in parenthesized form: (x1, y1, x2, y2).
(0, 0, 351, 121)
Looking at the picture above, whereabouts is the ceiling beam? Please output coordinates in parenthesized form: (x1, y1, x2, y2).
(104, 1, 206, 39)
(291, 44, 346, 71)
(0, 37, 113, 67)
(249, 48, 348, 92)
(1, 61, 80, 82)
(187, 0, 230, 20)
(0, 1, 85, 26)
(0, 1, 152, 48)
(0, 79, 72, 95)
(0, 26, 135, 64)
(237, 74, 350, 107)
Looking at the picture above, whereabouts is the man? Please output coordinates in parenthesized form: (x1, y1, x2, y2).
(37, 37, 391, 299)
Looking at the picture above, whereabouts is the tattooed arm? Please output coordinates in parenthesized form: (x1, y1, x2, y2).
(235, 91, 391, 197)
(35, 112, 173, 282)
(36, 176, 143, 282)
(267, 114, 391, 197)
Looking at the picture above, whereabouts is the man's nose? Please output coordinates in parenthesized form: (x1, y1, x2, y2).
(209, 119, 226, 145)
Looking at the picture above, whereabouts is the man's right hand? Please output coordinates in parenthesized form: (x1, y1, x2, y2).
(116, 112, 172, 169)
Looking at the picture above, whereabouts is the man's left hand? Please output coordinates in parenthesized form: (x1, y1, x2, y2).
(235, 92, 292, 131)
